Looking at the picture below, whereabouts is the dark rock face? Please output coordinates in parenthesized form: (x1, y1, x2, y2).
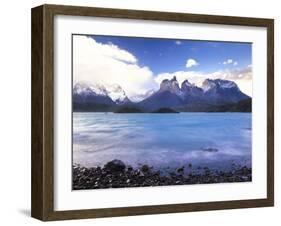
(104, 159, 126, 172)
(181, 79, 203, 96)
(159, 76, 182, 96)
(139, 90, 183, 110)
(181, 82, 205, 105)
(202, 79, 249, 104)
(138, 77, 250, 111)
(139, 77, 184, 110)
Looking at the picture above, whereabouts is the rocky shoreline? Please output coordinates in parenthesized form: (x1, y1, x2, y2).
(73, 159, 252, 190)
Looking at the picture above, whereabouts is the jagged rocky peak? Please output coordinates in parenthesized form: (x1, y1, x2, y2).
(181, 79, 192, 91)
(202, 79, 216, 91)
(182, 79, 192, 86)
(159, 76, 181, 95)
(202, 78, 238, 92)
(215, 79, 237, 89)
(171, 76, 177, 82)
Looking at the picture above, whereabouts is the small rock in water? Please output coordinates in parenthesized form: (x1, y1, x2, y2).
(177, 166, 184, 173)
(104, 159, 126, 172)
(202, 147, 218, 152)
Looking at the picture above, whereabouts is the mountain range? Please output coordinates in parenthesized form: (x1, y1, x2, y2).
(73, 77, 251, 112)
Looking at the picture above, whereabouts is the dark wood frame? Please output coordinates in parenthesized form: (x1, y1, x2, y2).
(31, 4, 274, 221)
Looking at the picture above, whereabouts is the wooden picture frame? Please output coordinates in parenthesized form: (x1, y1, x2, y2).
(31, 4, 274, 221)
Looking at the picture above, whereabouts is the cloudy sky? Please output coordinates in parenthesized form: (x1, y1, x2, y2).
(73, 35, 252, 102)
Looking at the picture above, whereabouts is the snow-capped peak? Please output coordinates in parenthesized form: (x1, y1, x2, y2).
(105, 83, 128, 104)
(88, 83, 108, 96)
(73, 82, 107, 96)
(73, 82, 90, 94)
(73, 82, 130, 104)
(181, 79, 192, 89)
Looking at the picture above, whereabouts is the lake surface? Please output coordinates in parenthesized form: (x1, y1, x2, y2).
(73, 112, 252, 171)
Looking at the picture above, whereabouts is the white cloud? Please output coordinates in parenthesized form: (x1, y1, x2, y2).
(186, 58, 199, 68)
(101, 43, 137, 64)
(73, 36, 157, 102)
(223, 59, 233, 65)
(175, 40, 182, 45)
(223, 59, 238, 66)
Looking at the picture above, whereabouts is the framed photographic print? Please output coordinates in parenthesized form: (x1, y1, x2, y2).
(31, 4, 274, 221)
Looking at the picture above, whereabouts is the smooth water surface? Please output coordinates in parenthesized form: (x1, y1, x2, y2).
(73, 112, 251, 170)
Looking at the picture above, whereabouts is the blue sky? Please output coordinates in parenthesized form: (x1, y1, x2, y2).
(91, 35, 252, 75)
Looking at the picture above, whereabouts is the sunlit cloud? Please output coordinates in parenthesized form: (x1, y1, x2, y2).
(186, 58, 199, 68)
(223, 59, 238, 66)
(223, 59, 233, 65)
(73, 35, 157, 102)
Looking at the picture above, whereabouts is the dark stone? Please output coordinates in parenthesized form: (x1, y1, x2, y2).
(104, 159, 126, 172)
(127, 165, 133, 171)
(177, 166, 184, 173)
(141, 164, 150, 173)
(202, 147, 218, 152)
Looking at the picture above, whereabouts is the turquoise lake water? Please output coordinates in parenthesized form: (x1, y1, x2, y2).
(73, 112, 252, 171)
